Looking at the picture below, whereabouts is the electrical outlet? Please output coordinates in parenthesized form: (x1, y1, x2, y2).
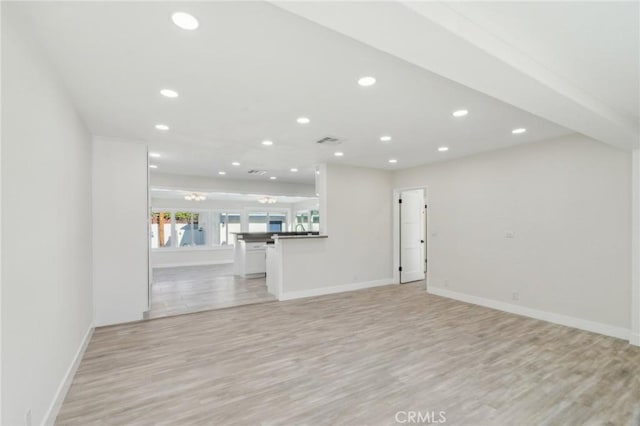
(25, 409, 32, 426)
(512, 291, 519, 301)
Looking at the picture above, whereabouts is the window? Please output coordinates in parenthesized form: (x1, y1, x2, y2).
(215, 213, 241, 246)
(175, 211, 206, 247)
(269, 213, 286, 232)
(248, 213, 268, 232)
(294, 210, 320, 232)
(311, 210, 320, 232)
(249, 211, 288, 232)
(151, 208, 290, 249)
(151, 211, 172, 248)
(295, 212, 309, 231)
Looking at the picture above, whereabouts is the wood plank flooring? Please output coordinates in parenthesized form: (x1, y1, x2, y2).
(58, 283, 640, 425)
(147, 264, 275, 319)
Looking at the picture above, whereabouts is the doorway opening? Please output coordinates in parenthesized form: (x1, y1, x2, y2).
(394, 187, 428, 287)
(147, 188, 319, 319)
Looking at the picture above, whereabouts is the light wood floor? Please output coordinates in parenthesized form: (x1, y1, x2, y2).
(58, 283, 640, 425)
(147, 264, 275, 319)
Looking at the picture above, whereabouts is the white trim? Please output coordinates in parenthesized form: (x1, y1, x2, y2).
(631, 333, 640, 346)
(279, 278, 394, 301)
(152, 260, 233, 269)
(428, 287, 630, 341)
(43, 323, 94, 426)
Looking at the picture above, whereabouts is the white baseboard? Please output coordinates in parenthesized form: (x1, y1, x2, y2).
(428, 287, 630, 341)
(279, 278, 394, 301)
(152, 260, 233, 268)
(631, 333, 640, 346)
(43, 322, 94, 426)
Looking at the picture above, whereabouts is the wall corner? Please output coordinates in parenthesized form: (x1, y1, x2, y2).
(631, 149, 639, 345)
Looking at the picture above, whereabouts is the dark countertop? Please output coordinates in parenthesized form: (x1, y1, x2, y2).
(234, 231, 320, 243)
(274, 235, 328, 240)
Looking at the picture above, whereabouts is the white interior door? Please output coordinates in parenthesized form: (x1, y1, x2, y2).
(400, 189, 425, 283)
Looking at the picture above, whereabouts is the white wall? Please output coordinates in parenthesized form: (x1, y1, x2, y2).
(1, 12, 93, 425)
(1, 4, 4, 422)
(92, 137, 148, 326)
(632, 149, 640, 345)
(324, 163, 394, 286)
(151, 172, 315, 197)
(269, 163, 394, 298)
(152, 249, 234, 268)
(393, 134, 632, 336)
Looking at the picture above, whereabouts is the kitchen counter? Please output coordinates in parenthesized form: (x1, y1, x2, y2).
(234, 231, 320, 243)
(274, 235, 328, 240)
(233, 232, 321, 277)
(266, 234, 331, 299)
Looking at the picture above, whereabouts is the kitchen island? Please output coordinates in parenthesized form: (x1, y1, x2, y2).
(265, 234, 329, 299)
(233, 232, 319, 278)
(266, 233, 393, 301)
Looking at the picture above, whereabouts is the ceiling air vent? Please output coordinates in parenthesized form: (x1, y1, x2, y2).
(316, 136, 342, 145)
(248, 169, 268, 176)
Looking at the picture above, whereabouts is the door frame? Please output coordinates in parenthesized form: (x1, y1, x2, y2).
(393, 186, 429, 290)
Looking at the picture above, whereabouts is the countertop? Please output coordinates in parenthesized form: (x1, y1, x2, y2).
(234, 231, 320, 243)
(274, 235, 328, 240)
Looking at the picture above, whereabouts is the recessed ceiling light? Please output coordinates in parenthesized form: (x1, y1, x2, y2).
(262, 140, 274, 146)
(452, 109, 468, 117)
(512, 128, 527, 134)
(149, 164, 158, 169)
(334, 152, 344, 157)
(438, 146, 449, 152)
(160, 89, 178, 98)
(155, 124, 169, 131)
(358, 76, 376, 87)
(171, 12, 199, 30)
(149, 152, 161, 158)
(297, 117, 310, 124)
(231, 162, 240, 166)
(389, 159, 398, 164)
(218, 171, 226, 175)
(270, 176, 277, 180)
(290, 168, 298, 172)
(380, 135, 392, 142)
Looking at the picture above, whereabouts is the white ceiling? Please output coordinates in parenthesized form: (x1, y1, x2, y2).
(275, 1, 639, 150)
(443, 1, 639, 123)
(11, 1, 635, 185)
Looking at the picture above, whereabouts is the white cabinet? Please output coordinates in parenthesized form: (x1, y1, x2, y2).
(245, 243, 267, 274)
(234, 240, 267, 276)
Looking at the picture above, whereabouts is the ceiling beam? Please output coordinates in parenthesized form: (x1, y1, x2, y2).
(271, 1, 638, 150)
